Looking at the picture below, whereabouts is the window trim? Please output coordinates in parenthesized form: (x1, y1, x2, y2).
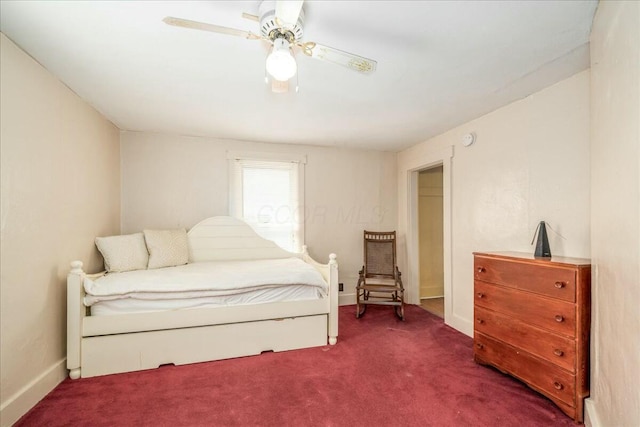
(227, 151, 306, 252)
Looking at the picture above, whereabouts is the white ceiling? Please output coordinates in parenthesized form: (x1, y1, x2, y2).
(0, 1, 597, 151)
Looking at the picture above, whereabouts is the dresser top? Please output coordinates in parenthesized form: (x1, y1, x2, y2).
(473, 251, 591, 267)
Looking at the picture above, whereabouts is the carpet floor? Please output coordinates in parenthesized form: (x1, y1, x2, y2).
(16, 305, 574, 426)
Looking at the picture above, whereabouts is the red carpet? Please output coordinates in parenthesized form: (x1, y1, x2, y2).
(16, 305, 573, 426)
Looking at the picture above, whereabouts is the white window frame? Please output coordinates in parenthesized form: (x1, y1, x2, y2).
(227, 151, 306, 252)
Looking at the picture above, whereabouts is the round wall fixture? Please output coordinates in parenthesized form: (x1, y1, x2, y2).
(462, 132, 476, 147)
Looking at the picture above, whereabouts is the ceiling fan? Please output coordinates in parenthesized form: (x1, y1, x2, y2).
(163, 0, 377, 93)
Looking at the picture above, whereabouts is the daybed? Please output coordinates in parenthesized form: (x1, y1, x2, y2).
(67, 216, 338, 379)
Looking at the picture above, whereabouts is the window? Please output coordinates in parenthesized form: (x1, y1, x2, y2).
(228, 152, 305, 252)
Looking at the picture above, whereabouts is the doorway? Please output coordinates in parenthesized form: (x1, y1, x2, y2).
(418, 166, 444, 318)
(402, 145, 462, 333)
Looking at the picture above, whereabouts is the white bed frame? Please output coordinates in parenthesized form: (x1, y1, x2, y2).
(67, 216, 338, 379)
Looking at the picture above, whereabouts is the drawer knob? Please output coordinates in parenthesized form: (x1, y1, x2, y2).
(477, 267, 485, 273)
(553, 349, 564, 357)
(476, 318, 484, 324)
(476, 292, 485, 299)
(554, 281, 566, 289)
(554, 314, 565, 323)
(553, 381, 564, 390)
(476, 343, 484, 349)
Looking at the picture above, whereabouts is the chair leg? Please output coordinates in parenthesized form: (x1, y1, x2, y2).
(356, 290, 366, 319)
(357, 303, 367, 318)
(394, 292, 405, 321)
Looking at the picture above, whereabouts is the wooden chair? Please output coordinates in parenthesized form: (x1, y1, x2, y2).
(356, 230, 405, 320)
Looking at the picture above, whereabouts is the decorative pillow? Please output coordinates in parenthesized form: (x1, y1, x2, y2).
(143, 228, 189, 269)
(95, 233, 149, 273)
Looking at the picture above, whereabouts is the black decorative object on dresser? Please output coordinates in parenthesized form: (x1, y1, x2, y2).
(473, 251, 591, 423)
(532, 220, 552, 258)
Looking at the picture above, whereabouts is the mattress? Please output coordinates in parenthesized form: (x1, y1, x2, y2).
(91, 284, 322, 316)
(85, 257, 328, 316)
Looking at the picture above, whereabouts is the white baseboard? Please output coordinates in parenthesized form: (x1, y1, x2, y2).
(446, 313, 473, 338)
(420, 289, 445, 299)
(338, 293, 356, 306)
(0, 358, 67, 427)
(584, 398, 602, 427)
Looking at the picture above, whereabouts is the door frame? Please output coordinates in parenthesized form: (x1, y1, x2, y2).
(400, 145, 457, 329)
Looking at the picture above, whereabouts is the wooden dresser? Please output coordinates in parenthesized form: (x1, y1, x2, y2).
(473, 252, 591, 423)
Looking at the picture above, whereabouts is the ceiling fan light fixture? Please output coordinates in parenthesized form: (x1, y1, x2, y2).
(266, 37, 297, 81)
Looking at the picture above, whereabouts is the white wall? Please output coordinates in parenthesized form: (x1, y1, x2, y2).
(587, 2, 640, 426)
(120, 131, 397, 298)
(0, 34, 120, 426)
(398, 70, 591, 335)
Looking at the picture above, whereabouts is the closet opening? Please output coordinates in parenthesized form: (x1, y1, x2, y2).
(417, 165, 444, 318)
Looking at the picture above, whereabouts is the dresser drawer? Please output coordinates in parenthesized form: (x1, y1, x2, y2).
(474, 332, 576, 407)
(474, 306, 576, 372)
(475, 281, 576, 337)
(475, 256, 576, 302)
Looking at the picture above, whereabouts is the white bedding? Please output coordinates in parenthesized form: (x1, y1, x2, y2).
(90, 284, 321, 316)
(84, 257, 328, 307)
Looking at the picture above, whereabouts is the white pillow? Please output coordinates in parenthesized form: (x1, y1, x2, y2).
(95, 233, 149, 273)
(144, 228, 189, 269)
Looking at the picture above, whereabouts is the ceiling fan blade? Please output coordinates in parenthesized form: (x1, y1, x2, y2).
(276, 0, 304, 28)
(241, 12, 259, 22)
(163, 17, 261, 40)
(300, 42, 377, 75)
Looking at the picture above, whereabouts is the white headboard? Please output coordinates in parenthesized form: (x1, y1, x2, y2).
(187, 216, 298, 262)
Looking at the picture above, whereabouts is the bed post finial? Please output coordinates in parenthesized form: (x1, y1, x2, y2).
(329, 253, 337, 264)
(70, 261, 84, 274)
